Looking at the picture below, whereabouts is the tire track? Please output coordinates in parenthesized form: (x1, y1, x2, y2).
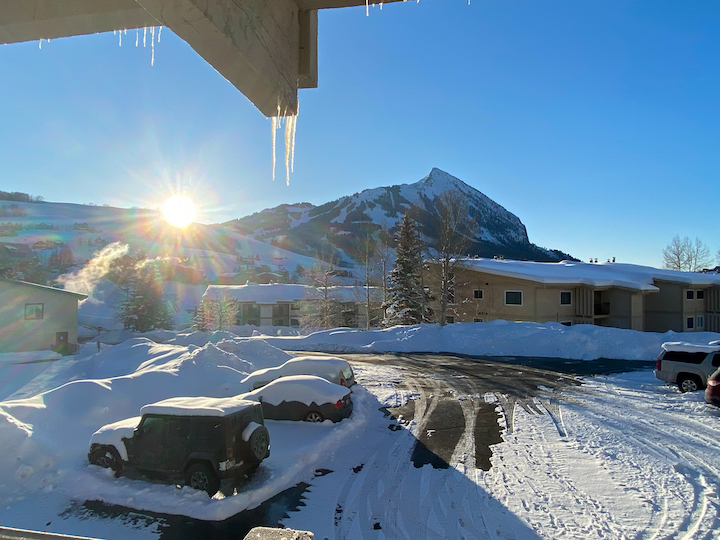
(333, 376, 434, 540)
(559, 390, 719, 539)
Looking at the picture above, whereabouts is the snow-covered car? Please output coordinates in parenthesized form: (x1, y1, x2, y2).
(88, 396, 270, 496)
(706, 367, 720, 407)
(241, 375, 353, 423)
(654, 341, 720, 392)
(241, 356, 356, 390)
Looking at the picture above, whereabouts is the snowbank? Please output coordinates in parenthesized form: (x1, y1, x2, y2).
(262, 321, 720, 361)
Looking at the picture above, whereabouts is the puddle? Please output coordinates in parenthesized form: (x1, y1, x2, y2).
(64, 481, 311, 540)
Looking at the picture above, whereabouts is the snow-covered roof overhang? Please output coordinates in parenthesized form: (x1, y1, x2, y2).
(203, 283, 382, 304)
(203, 283, 321, 304)
(444, 259, 720, 293)
(0, 277, 88, 300)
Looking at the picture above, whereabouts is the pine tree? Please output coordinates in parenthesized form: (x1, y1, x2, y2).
(192, 303, 211, 332)
(382, 212, 433, 327)
(117, 258, 173, 332)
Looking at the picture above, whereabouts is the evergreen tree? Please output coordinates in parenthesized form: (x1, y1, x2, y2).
(192, 303, 211, 332)
(117, 258, 173, 332)
(382, 212, 433, 327)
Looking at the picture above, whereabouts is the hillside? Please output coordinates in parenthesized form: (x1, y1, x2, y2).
(229, 168, 573, 264)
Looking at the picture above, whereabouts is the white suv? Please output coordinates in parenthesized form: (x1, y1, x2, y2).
(654, 341, 720, 393)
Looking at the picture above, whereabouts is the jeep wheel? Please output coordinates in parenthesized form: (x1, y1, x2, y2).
(304, 411, 324, 423)
(89, 446, 122, 475)
(186, 463, 220, 497)
(678, 375, 701, 393)
(248, 425, 270, 462)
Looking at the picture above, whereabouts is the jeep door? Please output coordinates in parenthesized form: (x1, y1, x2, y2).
(128, 415, 166, 471)
(161, 417, 192, 471)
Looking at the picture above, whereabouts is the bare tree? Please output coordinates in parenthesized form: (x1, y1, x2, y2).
(353, 233, 384, 330)
(373, 221, 393, 319)
(424, 189, 480, 325)
(300, 250, 344, 330)
(662, 235, 712, 272)
(204, 293, 239, 330)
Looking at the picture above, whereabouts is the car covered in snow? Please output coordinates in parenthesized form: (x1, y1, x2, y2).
(88, 395, 270, 496)
(241, 375, 353, 423)
(706, 367, 720, 407)
(241, 356, 355, 390)
(654, 341, 720, 392)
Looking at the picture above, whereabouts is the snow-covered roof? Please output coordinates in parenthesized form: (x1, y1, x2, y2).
(449, 258, 720, 292)
(0, 277, 88, 300)
(204, 283, 319, 303)
(140, 396, 257, 417)
(241, 375, 350, 407)
(661, 341, 720, 354)
(203, 283, 382, 304)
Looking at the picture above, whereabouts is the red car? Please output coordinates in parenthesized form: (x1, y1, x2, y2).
(706, 367, 720, 407)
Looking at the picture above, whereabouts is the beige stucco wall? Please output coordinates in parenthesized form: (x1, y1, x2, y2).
(0, 281, 81, 353)
(645, 281, 684, 332)
(438, 268, 579, 324)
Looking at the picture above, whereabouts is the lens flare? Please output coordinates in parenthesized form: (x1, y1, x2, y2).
(162, 195, 196, 228)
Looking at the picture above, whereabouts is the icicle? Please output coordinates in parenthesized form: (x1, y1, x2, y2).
(284, 115, 294, 186)
(38, 39, 43, 49)
(150, 26, 156, 66)
(271, 116, 278, 182)
(118, 29, 122, 47)
(366, 0, 369, 16)
(143, 27, 147, 48)
(290, 100, 298, 175)
(135, 29, 139, 47)
(158, 27, 162, 43)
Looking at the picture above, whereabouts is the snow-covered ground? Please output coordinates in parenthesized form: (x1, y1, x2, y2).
(0, 323, 718, 539)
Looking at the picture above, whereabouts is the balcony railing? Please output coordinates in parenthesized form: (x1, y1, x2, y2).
(594, 302, 610, 316)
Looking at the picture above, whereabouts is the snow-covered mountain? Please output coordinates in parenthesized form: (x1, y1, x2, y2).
(229, 168, 572, 264)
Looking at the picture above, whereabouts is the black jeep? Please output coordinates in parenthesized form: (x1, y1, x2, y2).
(88, 396, 270, 496)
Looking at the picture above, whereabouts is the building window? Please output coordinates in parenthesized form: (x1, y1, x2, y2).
(505, 291, 523, 305)
(473, 289, 484, 299)
(697, 316, 705, 328)
(473, 317, 484, 323)
(290, 318, 300, 327)
(272, 304, 290, 318)
(24, 303, 44, 320)
(560, 291, 572, 305)
(687, 290, 694, 300)
(686, 317, 694, 329)
(697, 290, 705, 300)
(560, 321, 572, 326)
(446, 316, 455, 323)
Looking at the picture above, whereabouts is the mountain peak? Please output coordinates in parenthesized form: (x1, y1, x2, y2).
(419, 167, 464, 190)
(230, 169, 573, 264)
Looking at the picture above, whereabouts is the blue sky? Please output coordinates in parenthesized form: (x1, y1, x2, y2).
(0, 0, 718, 268)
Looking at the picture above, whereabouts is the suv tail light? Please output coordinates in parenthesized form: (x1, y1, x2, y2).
(334, 400, 343, 409)
(656, 357, 662, 371)
(340, 378, 346, 386)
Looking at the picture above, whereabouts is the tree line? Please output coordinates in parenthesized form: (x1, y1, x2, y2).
(662, 236, 719, 272)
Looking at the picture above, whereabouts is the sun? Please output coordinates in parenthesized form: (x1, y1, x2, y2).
(162, 195, 197, 228)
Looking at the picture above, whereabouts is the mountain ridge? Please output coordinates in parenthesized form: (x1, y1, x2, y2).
(228, 168, 573, 265)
